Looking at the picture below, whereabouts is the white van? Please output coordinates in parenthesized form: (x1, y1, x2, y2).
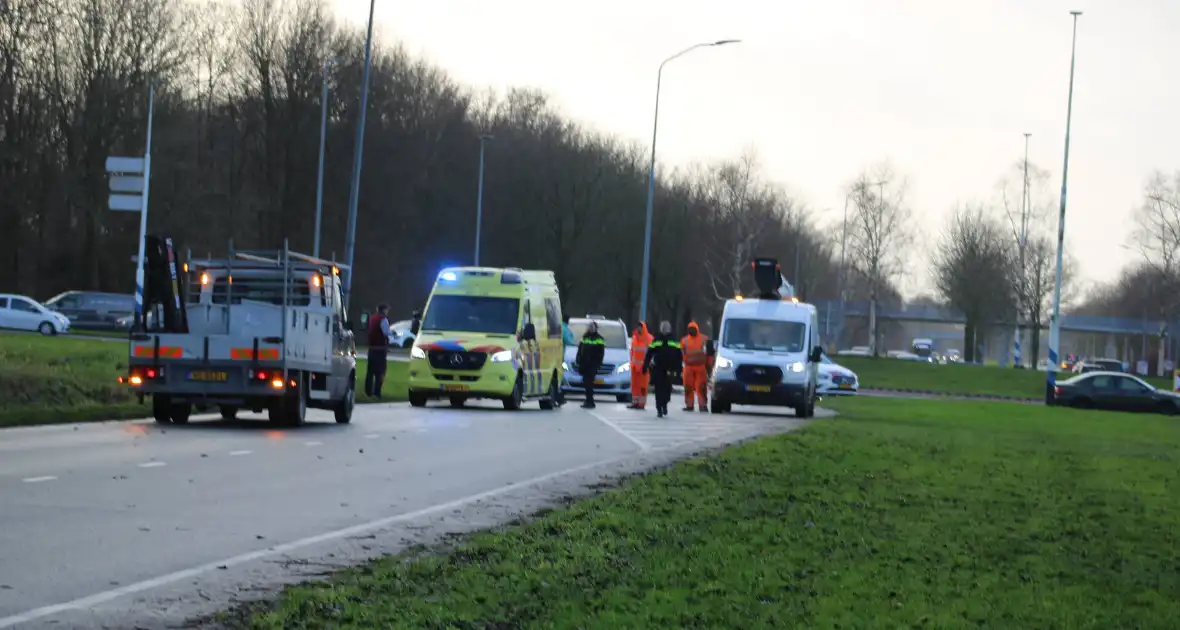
(709, 258, 822, 417)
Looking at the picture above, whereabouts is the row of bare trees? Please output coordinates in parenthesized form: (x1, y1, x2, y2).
(928, 158, 1078, 364)
(1, 0, 918, 335)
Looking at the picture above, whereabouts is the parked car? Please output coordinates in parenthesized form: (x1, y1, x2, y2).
(562, 315, 631, 403)
(43, 291, 134, 331)
(817, 352, 858, 396)
(389, 319, 416, 348)
(0, 294, 71, 335)
(836, 346, 871, 358)
(1052, 371, 1179, 414)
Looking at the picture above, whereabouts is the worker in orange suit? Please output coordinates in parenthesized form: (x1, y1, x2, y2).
(627, 321, 654, 410)
(681, 321, 712, 412)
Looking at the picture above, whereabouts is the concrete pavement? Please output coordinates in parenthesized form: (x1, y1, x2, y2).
(0, 399, 822, 628)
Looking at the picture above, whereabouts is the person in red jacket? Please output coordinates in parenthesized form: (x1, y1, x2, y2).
(365, 303, 391, 397)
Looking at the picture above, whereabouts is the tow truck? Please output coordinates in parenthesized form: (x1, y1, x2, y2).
(120, 236, 357, 426)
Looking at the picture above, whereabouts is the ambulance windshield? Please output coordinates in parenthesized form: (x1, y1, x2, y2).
(421, 295, 520, 335)
(722, 318, 806, 353)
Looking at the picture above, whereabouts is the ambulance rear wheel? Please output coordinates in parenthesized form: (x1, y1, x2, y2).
(539, 373, 559, 410)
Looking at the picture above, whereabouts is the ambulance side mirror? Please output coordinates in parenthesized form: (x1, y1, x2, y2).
(809, 346, 823, 363)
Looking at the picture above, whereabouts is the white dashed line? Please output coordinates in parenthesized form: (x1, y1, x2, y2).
(304, 441, 323, 447)
(363, 434, 380, 439)
(22, 476, 57, 483)
(138, 462, 166, 468)
(228, 450, 252, 456)
(586, 410, 650, 451)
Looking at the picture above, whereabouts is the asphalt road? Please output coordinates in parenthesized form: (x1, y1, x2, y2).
(0, 399, 820, 628)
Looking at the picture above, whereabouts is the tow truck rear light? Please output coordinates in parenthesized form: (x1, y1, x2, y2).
(122, 365, 164, 386)
(271, 378, 284, 389)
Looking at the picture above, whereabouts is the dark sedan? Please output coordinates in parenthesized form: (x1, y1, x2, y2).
(1053, 371, 1179, 414)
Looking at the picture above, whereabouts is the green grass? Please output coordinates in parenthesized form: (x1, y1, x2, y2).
(838, 356, 1173, 398)
(240, 397, 1180, 629)
(0, 334, 405, 428)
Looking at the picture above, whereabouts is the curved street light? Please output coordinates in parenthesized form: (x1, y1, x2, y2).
(637, 39, 741, 322)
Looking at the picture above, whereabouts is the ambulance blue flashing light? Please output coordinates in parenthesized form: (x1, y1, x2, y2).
(439, 271, 458, 282)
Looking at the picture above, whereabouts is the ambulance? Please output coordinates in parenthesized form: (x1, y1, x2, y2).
(709, 257, 822, 418)
(407, 267, 564, 410)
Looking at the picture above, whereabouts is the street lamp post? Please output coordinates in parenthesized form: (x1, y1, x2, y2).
(342, 0, 376, 309)
(1013, 132, 1030, 368)
(474, 133, 493, 266)
(637, 39, 740, 322)
(1046, 10, 1083, 405)
(313, 56, 336, 258)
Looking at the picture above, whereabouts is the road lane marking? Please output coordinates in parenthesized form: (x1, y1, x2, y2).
(587, 410, 649, 451)
(22, 476, 57, 483)
(0, 454, 631, 629)
(304, 441, 323, 446)
(228, 450, 252, 456)
(137, 462, 166, 468)
(363, 433, 380, 439)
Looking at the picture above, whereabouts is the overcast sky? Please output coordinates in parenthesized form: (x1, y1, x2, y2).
(331, 0, 1179, 298)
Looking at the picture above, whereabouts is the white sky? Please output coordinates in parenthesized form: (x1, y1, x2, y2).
(331, 0, 1180, 298)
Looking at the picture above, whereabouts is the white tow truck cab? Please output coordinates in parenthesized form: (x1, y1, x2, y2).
(709, 257, 822, 418)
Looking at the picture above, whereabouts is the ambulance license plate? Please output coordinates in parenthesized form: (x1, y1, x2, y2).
(746, 384, 771, 393)
(189, 370, 228, 382)
(442, 384, 469, 392)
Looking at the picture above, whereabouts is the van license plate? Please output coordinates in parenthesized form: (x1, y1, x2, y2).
(746, 385, 771, 393)
(839, 383, 852, 389)
(594, 378, 605, 385)
(189, 370, 228, 382)
(443, 384, 469, 392)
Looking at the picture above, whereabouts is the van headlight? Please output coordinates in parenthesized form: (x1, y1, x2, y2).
(616, 363, 630, 374)
(490, 350, 513, 363)
(715, 356, 733, 370)
(410, 346, 426, 360)
(788, 362, 805, 373)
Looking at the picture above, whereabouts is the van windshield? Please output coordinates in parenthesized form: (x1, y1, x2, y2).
(722, 318, 806, 352)
(569, 322, 627, 349)
(422, 295, 519, 335)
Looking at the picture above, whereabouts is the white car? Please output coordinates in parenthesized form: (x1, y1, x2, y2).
(562, 316, 632, 403)
(0, 294, 71, 335)
(817, 352, 859, 396)
(389, 319, 416, 348)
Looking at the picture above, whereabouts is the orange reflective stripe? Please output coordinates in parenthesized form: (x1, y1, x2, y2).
(230, 348, 280, 360)
(132, 345, 181, 358)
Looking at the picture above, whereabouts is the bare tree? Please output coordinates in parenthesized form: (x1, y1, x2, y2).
(932, 204, 1015, 363)
(845, 161, 912, 356)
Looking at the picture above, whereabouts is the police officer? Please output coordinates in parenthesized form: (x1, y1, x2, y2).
(643, 320, 683, 418)
(575, 321, 606, 409)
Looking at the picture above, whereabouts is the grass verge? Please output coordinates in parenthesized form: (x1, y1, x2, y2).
(238, 396, 1180, 629)
(0, 334, 405, 428)
(838, 356, 1173, 398)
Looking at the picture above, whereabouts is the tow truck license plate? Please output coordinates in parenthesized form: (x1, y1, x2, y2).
(746, 384, 771, 392)
(443, 384, 469, 392)
(188, 370, 228, 382)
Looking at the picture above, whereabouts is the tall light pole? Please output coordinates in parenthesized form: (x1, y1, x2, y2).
(342, 0, 376, 309)
(1013, 132, 1031, 368)
(473, 133, 493, 266)
(637, 39, 740, 322)
(1046, 10, 1083, 405)
(313, 56, 336, 258)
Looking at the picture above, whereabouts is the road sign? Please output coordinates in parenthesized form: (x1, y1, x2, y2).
(109, 175, 144, 194)
(108, 194, 143, 212)
(105, 156, 145, 174)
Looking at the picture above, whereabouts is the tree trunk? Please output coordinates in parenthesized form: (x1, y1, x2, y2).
(868, 295, 878, 357)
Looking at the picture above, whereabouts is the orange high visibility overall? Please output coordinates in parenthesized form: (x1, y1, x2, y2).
(681, 321, 711, 410)
(629, 323, 653, 408)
